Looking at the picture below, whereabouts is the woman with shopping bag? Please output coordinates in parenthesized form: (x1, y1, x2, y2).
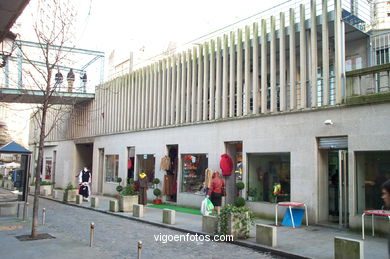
(207, 171, 225, 215)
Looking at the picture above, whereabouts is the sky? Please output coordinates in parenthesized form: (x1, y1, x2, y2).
(76, 0, 289, 64)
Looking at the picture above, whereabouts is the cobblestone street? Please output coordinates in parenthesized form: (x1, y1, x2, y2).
(0, 198, 278, 259)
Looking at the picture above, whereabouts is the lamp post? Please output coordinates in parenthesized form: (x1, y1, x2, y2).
(0, 32, 17, 68)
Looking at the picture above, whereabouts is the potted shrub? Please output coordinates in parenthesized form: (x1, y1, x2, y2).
(115, 177, 123, 199)
(153, 188, 162, 204)
(40, 181, 54, 196)
(247, 188, 257, 201)
(119, 178, 139, 212)
(63, 182, 78, 202)
(236, 181, 245, 197)
(218, 204, 255, 240)
(152, 178, 160, 188)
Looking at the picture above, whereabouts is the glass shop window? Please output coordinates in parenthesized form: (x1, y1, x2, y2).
(181, 154, 208, 194)
(105, 155, 119, 182)
(136, 154, 156, 187)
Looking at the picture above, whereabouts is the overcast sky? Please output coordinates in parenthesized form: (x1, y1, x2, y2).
(77, 0, 289, 57)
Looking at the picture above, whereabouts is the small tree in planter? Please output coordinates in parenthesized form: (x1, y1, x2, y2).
(236, 181, 245, 197)
(119, 178, 139, 212)
(152, 178, 160, 188)
(153, 188, 162, 204)
(63, 182, 78, 202)
(115, 177, 123, 199)
(247, 188, 257, 201)
(218, 204, 255, 240)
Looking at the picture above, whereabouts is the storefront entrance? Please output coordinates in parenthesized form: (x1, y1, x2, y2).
(225, 141, 243, 205)
(165, 145, 178, 202)
(318, 137, 348, 227)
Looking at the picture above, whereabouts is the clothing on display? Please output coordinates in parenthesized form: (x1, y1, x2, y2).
(160, 156, 171, 171)
(204, 168, 213, 189)
(220, 154, 234, 176)
(162, 174, 175, 196)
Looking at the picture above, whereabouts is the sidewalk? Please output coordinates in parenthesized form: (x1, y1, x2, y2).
(41, 191, 387, 259)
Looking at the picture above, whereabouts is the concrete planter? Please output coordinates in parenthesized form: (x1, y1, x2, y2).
(63, 189, 77, 202)
(119, 195, 138, 212)
(40, 185, 53, 196)
(227, 211, 250, 239)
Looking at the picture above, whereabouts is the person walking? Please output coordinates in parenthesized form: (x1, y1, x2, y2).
(207, 171, 225, 215)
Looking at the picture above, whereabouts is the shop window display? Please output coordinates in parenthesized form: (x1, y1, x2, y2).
(356, 151, 390, 213)
(181, 154, 208, 194)
(105, 155, 119, 182)
(247, 153, 290, 203)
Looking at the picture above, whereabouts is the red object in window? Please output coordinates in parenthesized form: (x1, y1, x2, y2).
(128, 158, 133, 170)
(220, 154, 233, 176)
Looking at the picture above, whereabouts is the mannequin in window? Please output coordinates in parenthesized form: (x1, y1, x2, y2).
(78, 167, 92, 201)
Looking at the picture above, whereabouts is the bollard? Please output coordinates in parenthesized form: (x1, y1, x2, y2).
(89, 222, 95, 247)
(137, 240, 142, 259)
(22, 202, 29, 221)
(42, 208, 46, 225)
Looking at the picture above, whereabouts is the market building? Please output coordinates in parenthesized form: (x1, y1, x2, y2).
(29, 0, 390, 231)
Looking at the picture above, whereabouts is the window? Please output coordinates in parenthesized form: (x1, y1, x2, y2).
(45, 157, 52, 180)
(136, 154, 155, 187)
(356, 151, 390, 213)
(247, 153, 290, 203)
(105, 155, 119, 182)
(181, 154, 208, 194)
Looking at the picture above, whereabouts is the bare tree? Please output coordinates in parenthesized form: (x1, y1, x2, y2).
(16, 0, 77, 238)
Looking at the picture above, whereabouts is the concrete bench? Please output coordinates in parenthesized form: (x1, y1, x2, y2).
(162, 209, 175, 224)
(76, 195, 83, 205)
(109, 200, 118, 212)
(202, 215, 218, 233)
(91, 197, 99, 208)
(0, 202, 18, 216)
(133, 204, 143, 218)
(334, 236, 364, 259)
(256, 224, 277, 247)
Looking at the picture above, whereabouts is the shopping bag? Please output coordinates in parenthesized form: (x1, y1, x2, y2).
(205, 198, 214, 211)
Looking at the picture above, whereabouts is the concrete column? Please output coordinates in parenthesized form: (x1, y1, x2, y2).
(209, 40, 216, 120)
(322, 0, 330, 106)
(197, 45, 203, 122)
(252, 22, 259, 115)
(203, 43, 209, 121)
(176, 53, 181, 124)
(161, 59, 167, 126)
(148, 66, 153, 127)
(140, 68, 145, 129)
(144, 68, 150, 129)
(130, 74, 135, 130)
(222, 34, 229, 119)
(117, 77, 123, 132)
(334, 0, 343, 104)
(261, 19, 268, 113)
(180, 52, 186, 124)
(153, 63, 158, 127)
(166, 58, 171, 125)
(186, 49, 192, 123)
(229, 31, 236, 118)
(311, 0, 318, 108)
(215, 37, 222, 119)
(270, 16, 277, 112)
(236, 29, 243, 117)
(157, 61, 162, 126)
(279, 12, 286, 112)
(244, 25, 251, 115)
(289, 8, 297, 110)
(300, 4, 307, 109)
(171, 55, 177, 125)
(135, 72, 140, 130)
(191, 47, 197, 122)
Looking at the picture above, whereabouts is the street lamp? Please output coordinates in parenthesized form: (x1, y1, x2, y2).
(0, 32, 17, 68)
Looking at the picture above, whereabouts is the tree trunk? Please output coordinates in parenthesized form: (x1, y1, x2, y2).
(31, 103, 48, 238)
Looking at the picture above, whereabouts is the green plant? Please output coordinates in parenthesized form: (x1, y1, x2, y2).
(121, 178, 138, 196)
(41, 181, 54, 186)
(153, 188, 161, 198)
(116, 177, 123, 184)
(236, 182, 245, 190)
(248, 187, 257, 197)
(116, 185, 123, 193)
(235, 197, 246, 207)
(152, 178, 160, 185)
(0, 175, 3, 180)
(65, 182, 75, 191)
(218, 205, 255, 238)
